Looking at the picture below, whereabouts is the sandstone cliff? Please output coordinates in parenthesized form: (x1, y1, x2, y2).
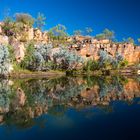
(0, 22, 140, 65)
(71, 36, 140, 65)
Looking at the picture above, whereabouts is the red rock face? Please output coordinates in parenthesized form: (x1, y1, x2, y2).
(73, 37, 140, 64)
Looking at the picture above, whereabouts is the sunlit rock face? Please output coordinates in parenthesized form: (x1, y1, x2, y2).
(0, 26, 2, 34)
(72, 36, 140, 64)
(0, 22, 4, 35)
(0, 35, 9, 45)
(12, 41, 25, 63)
(33, 29, 49, 44)
(42, 31, 49, 44)
(34, 28, 42, 42)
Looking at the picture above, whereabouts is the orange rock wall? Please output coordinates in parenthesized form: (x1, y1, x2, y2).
(76, 40, 140, 64)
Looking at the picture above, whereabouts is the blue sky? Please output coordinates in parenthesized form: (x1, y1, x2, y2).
(0, 0, 140, 41)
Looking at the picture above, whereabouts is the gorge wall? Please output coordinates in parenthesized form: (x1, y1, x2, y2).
(71, 36, 140, 65)
(0, 22, 140, 65)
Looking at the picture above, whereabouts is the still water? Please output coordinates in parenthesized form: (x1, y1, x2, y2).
(0, 76, 140, 140)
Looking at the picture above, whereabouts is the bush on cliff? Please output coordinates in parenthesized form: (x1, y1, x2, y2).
(35, 12, 46, 30)
(83, 51, 127, 73)
(95, 28, 114, 40)
(20, 43, 53, 71)
(83, 60, 99, 72)
(53, 47, 83, 70)
(99, 50, 127, 70)
(48, 24, 68, 40)
(99, 50, 113, 69)
(2, 17, 15, 36)
(15, 13, 34, 27)
(0, 45, 12, 75)
(20, 43, 35, 70)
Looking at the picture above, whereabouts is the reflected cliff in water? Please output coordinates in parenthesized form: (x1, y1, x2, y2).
(0, 76, 140, 129)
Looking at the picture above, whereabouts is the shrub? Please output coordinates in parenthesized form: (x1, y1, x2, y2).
(20, 43, 35, 70)
(35, 12, 46, 30)
(0, 45, 12, 75)
(2, 17, 14, 36)
(48, 24, 68, 40)
(99, 50, 113, 69)
(112, 53, 124, 69)
(99, 51, 127, 69)
(20, 43, 53, 71)
(53, 48, 83, 70)
(35, 43, 53, 61)
(15, 13, 34, 27)
(95, 28, 115, 40)
(73, 30, 82, 36)
(83, 60, 99, 72)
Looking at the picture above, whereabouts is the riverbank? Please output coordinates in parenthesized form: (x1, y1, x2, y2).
(9, 70, 65, 79)
(3, 66, 140, 79)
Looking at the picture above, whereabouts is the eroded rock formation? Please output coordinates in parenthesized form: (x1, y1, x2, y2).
(71, 36, 140, 64)
(0, 22, 140, 64)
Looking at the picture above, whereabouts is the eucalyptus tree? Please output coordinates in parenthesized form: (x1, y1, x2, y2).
(73, 30, 82, 36)
(15, 13, 34, 27)
(85, 27, 93, 36)
(138, 38, 140, 43)
(103, 28, 115, 40)
(48, 24, 68, 40)
(137, 38, 140, 46)
(36, 12, 46, 30)
(95, 28, 115, 40)
(127, 37, 135, 44)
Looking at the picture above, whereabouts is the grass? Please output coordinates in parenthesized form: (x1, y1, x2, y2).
(9, 63, 65, 79)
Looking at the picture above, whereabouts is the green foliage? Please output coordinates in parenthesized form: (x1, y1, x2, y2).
(7, 45, 15, 63)
(20, 43, 35, 69)
(112, 53, 124, 69)
(99, 50, 113, 69)
(127, 37, 135, 44)
(73, 30, 82, 36)
(138, 38, 140, 43)
(53, 48, 83, 70)
(95, 33, 106, 40)
(0, 45, 12, 75)
(48, 24, 68, 40)
(35, 12, 46, 30)
(20, 43, 54, 71)
(15, 13, 34, 27)
(119, 59, 128, 68)
(2, 17, 14, 36)
(95, 28, 115, 40)
(83, 60, 99, 72)
(85, 27, 93, 36)
(103, 28, 115, 40)
(123, 37, 135, 44)
(99, 50, 126, 70)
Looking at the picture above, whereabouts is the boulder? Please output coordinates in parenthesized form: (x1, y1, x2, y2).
(13, 42, 25, 63)
(42, 31, 49, 44)
(0, 35, 9, 45)
(0, 22, 3, 35)
(34, 28, 42, 42)
(28, 27, 34, 40)
(0, 26, 2, 34)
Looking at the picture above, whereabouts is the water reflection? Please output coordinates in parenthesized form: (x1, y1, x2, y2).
(0, 76, 140, 129)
